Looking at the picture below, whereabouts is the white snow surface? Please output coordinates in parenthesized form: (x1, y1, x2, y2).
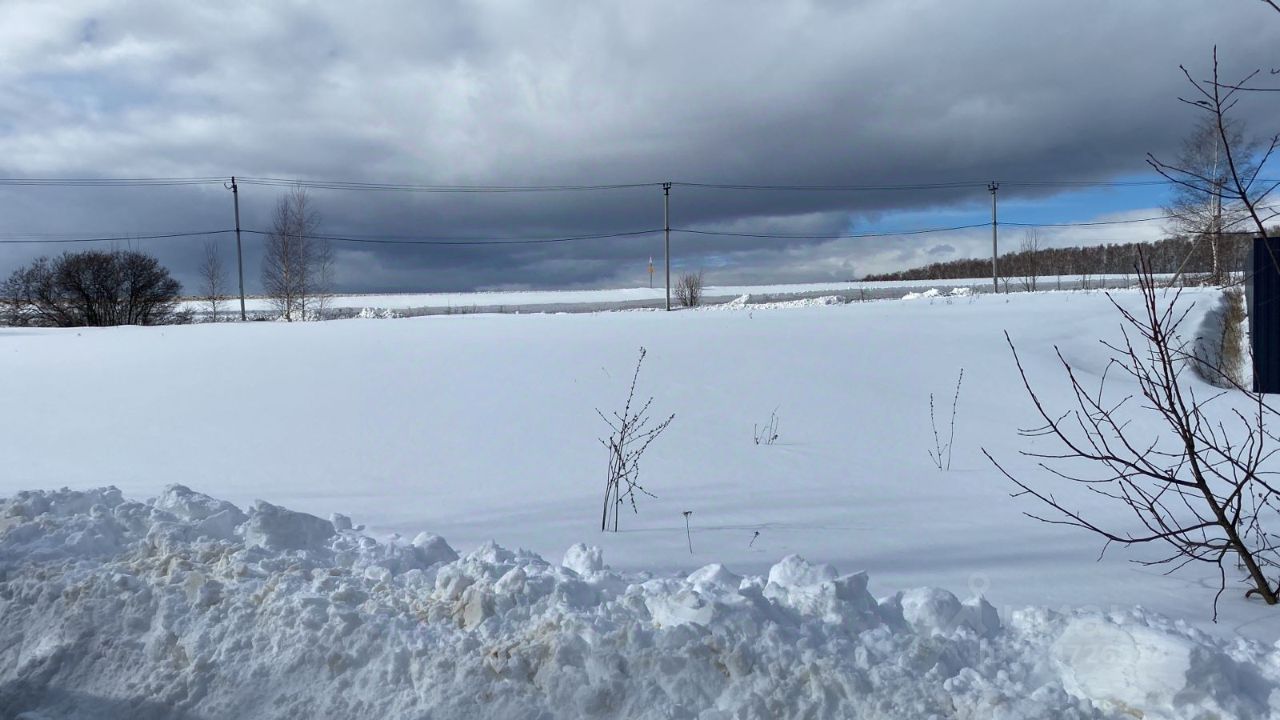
(181, 276, 1159, 314)
(186, 280, 969, 312)
(1, 485, 1277, 719)
(3, 286, 1280, 717)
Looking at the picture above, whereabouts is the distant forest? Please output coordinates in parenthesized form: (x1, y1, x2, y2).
(863, 232, 1269, 283)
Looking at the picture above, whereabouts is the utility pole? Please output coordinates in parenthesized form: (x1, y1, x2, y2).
(663, 182, 672, 311)
(227, 177, 247, 321)
(989, 182, 999, 294)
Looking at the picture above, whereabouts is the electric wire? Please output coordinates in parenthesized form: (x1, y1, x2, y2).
(0, 230, 235, 245)
(2, 174, 1275, 193)
(238, 228, 663, 246)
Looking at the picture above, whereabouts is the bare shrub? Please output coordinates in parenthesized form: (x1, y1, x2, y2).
(1, 250, 181, 327)
(986, 254, 1280, 618)
(598, 348, 674, 532)
(754, 408, 780, 446)
(675, 271, 704, 308)
(928, 369, 964, 470)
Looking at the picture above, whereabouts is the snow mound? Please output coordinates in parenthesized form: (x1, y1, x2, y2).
(902, 287, 974, 301)
(902, 288, 941, 300)
(714, 294, 845, 311)
(1, 486, 1277, 719)
(356, 307, 403, 319)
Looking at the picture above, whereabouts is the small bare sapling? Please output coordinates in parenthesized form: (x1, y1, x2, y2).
(754, 407, 781, 445)
(928, 369, 965, 470)
(598, 347, 675, 532)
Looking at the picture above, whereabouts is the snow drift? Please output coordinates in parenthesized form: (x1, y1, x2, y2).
(1, 486, 1277, 719)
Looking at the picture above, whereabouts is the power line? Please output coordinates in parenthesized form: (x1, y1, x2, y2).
(4, 175, 1276, 193)
(673, 223, 991, 240)
(236, 177, 663, 193)
(240, 228, 664, 246)
(1000, 179, 1177, 188)
(673, 181, 987, 192)
(0, 216, 1230, 246)
(0, 178, 227, 187)
(1005, 204, 1280, 230)
(0, 208, 1270, 246)
(0, 230, 235, 244)
(1003, 215, 1173, 228)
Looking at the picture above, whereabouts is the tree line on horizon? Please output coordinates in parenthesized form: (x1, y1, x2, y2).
(862, 231, 1272, 285)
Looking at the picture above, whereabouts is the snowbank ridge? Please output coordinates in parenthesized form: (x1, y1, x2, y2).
(0, 486, 1276, 719)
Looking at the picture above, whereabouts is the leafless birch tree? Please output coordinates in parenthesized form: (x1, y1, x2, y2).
(1148, 48, 1278, 264)
(1162, 117, 1257, 285)
(1018, 231, 1040, 292)
(261, 188, 332, 321)
(199, 239, 227, 322)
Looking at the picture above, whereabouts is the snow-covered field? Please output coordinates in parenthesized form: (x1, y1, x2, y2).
(186, 279, 984, 313)
(3, 287, 1279, 718)
(186, 275, 1158, 317)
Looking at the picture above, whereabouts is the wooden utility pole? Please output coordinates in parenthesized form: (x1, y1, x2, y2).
(663, 182, 672, 311)
(989, 182, 1000, 293)
(227, 176, 247, 320)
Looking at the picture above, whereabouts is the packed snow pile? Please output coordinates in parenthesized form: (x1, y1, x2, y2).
(1, 487, 1277, 719)
(902, 287, 973, 301)
(355, 307, 403, 319)
(715, 294, 846, 311)
(901, 289, 942, 301)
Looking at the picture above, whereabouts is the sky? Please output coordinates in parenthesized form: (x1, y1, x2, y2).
(0, 0, 1278, 293)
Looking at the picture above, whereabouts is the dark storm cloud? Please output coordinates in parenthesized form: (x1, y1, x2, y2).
(0, 0, 1277, 292)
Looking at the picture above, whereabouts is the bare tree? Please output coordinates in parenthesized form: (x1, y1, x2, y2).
(308, 238, 335, 318)
(999, 256, 1015, 294)
(1162, 117, 1257, 285)
(675, 271, 704, 308)
(1018, 230, 1040, 292)
(199, 239, 227, 322)
(598, 348, 674, 532)
(261, 188, 330, 321)
(0, 267, 36, 326)
(1148, 48, 1279, 262)
(986, 253, 1280, 618)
